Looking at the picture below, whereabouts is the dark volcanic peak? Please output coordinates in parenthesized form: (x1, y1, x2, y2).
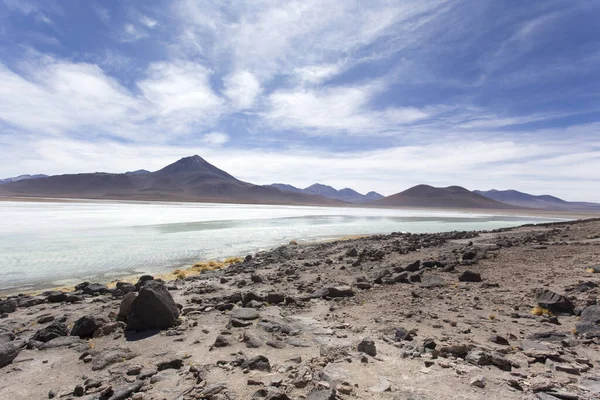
(377, 184, 516, 209)
(152, 155, 240, 183)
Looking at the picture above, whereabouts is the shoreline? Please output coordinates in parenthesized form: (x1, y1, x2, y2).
(0, 216, 590, 298)
(1, 216, 599, 399)
(1, 195, 599, 220)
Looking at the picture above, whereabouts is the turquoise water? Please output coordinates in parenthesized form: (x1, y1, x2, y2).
(0, 200, 565, 292)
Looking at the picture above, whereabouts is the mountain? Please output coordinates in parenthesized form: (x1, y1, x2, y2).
(0, 174, 48, 184)
(125, 169, 151, 176)
(267, 183, 384, 204)
(0, 156, 341, 206)
(268, 183, 306, 194)
(376, 185, 517, 209)
(474, 189, 600, 212)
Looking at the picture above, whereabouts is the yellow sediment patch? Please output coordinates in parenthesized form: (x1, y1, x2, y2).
(531, 306, 553, 316)
(161, 257, 244, 281)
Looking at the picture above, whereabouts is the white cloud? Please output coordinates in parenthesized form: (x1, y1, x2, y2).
(138, 61, 224, 133)
(121, 23, 148, 42)
(140, 15, 158, 29)
(0, 60, 141, 137)
(222, 70, 261, 109)
(266, 84, 428, 134)
(202, 132, 229, 147)
(0, 58, 224, 140)
(294, 64, 343, 84)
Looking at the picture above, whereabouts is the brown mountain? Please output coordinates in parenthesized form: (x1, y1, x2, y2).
(375, 184, 519, 209)
(0, 155, 341, 206)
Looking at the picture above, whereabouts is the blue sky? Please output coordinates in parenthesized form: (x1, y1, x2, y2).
(0, 0, 599, 201)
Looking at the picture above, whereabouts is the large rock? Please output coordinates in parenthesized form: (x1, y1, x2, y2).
(458, 270, 482, 282)
(535, 289, 574, 313)
(126, 281, 179, 331)
(0, 299, 17, 314)
(117, 292, 137, 322)
(45, 291, 67, 303)
(0, 330, 16, 344)
(82, 283, 109, 295)
(32, 322, 69, 343)
(576, 305, 600, 337)
(71, 315, 108, 338)
(0, 340, 24, 368)
(230, 307, 259, 320)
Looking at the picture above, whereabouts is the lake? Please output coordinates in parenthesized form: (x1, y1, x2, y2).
(0, 200, 565, 292)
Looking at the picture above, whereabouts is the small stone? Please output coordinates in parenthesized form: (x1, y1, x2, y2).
(73, 384, 85, 397)
(213, 335, 231, 348)
(230, 308, 260, 320)
(394, 328, 413, 341)
(489, 335, 510, 346)
(458, 270, 482, 282)
(242, 355, 271, 371)
(357, 338, 377, 357)
(370, 377, 391, 393)
(470, 375, 486, 388)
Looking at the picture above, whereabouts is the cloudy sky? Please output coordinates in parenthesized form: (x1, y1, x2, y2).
(0, 0, 599, 200)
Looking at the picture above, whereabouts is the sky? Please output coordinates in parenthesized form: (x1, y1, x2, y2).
(0, 0, 599, 201)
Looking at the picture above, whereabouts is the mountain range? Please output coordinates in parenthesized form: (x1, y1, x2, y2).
(268, 183, 383, 204)
(474, 189, 600, 212)
(375, 185, 514, 209)
(1, 156, 599, 212)
(0, 174, 48, 184)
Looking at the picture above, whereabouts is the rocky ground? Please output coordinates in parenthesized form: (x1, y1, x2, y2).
(2, 218, 600, 400)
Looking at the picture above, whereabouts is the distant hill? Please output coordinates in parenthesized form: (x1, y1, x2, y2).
(125, 169, 151, 176)
(376, 185, 517, 209)
(267, 183, 384, 204)
(0, 156, 341, 206)
(475, 189, 600, 212)
(0, 174, 48, 184)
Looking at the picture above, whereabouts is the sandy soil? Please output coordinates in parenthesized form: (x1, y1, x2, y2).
(1, 219, 600, 400)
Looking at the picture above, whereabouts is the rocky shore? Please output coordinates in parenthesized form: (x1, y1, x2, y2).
(1, 219, 600, 399)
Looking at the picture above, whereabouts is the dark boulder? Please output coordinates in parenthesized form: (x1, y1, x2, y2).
(242, 292, 265, 306)
(71, 315, 108, 338)
(0, 340, 25, 368)
(45, 291, 67, 303)
(242, 355, 271, 371)
(32, 322, 69, 343)
(82, 283, 109, 295)
(126, 281, 179, 331)
(405, 260, 421, 272)
(394, 328, 413, 342)
(0, 299, 18, 314)
(576, 305, 600, 337)
(134, 275, 154, 291)
(117, 292, 137, 322)
(357, 338, 377, 356)
(266, 293, 285, 304)
(458, 270, 482, 282)
(116, 282, 136, 294)
(0, 330, 16, 344)
(535, 289, 574, 313)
